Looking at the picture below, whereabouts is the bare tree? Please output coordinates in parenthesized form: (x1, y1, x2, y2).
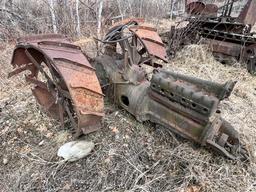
(0, 0, 180, 40)
(97, 0, 103, 38)
(48, 0, 57, 33)
(170, 0, 175, 20)
(75, 0, 81, 36)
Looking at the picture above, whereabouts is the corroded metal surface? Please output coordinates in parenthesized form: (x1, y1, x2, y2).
(9, 34, 104, 135)
(186, 1, 206, 15)
(129, 25, 167, 62)
(104, 18, 167, 67)
(204, 4, 218, 17)
(164, 0, 256, 74)
(204, 39, 242, 58)
(237, 0, 256, 26)
(186, 1, 217, 17)
(95, 23, 247, 160)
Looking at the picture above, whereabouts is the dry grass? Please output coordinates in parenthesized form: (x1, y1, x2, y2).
(1, 39, 256, 192)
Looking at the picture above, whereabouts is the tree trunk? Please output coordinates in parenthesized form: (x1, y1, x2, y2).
(76, 0, 81, 37)
(48, 0, 57, 33)
(116, 0, 124, 20)
(170, 0, 174, 20)
(139, 0, 144, 17)
(97, 0, 103, 38)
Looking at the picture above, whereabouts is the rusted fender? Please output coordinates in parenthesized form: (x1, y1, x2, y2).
(129, 25, 168, 62)
(110, 18, 168, 63)
(9, 34, 104, 135)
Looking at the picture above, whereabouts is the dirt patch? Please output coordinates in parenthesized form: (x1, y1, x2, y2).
(0, 40, 256, 192)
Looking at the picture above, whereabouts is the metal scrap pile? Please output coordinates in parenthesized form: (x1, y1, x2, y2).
(163, 0, 256, 74)
(8, 18, 248, 160)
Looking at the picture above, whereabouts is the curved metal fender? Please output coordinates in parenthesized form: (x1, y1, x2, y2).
(9, 34, 104, 135)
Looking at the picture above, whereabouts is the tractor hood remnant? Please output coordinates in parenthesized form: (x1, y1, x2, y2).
(94, 19, 248, 160)
(163, 0, 256, 75)
(9, 34, 104, 136)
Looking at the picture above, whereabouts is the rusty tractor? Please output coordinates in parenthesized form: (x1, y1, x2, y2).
(93, 19, 247, 160)
(163, 0, 256, 74)
(9, 19, 247, 160)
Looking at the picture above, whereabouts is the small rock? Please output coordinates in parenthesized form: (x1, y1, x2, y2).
(46, 132, 53, 138)
(17, 127, 23, 133)
(3, 158, 8, 165)
(30, 119, 37, 124)
(57, 140, 94, 162)
(62, 183, 71, 190)
(38, 140, 44, 146)
(110, 126, 119, 133)
(37, 125, 48, 133)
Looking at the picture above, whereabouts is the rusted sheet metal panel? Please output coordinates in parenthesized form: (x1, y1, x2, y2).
(10, 34, 104, 135)
(186, 1, 206, 15)
(31, 86, 60, 119)
(204, 4, 218, 17)
(108, 18, 167, 63)
(237, 0, 256, 26)
(129, 26, 167, 62)
(186, 1, 217, 16)
(53, 59, 104, 134)
(205, 39, 242, 57)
